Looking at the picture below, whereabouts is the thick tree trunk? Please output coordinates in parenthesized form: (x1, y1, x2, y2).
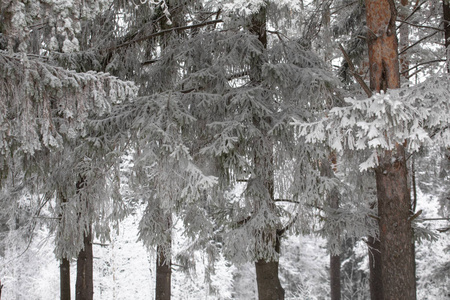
(255, 260, 284, 300)
(374, 146, 416, 300)
(60, 258, 71, 300)
(365, 1, 417, 299)
(75, 225, 93, 300)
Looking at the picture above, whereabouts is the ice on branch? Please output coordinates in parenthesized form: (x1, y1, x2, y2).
(0, 51, 137, 156)
(291, 75, 450, 170)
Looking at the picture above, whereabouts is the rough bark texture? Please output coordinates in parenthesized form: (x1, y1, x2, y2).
(374, 146, 416, 300)
(60, 258, 71, 300)
(75, 226, 93, 300)
(366, 0, 400, 92)
(155, 245, 171, 300)
(366, 1, 417, 299)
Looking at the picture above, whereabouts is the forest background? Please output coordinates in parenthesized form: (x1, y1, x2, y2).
(0, 0, 449, 299)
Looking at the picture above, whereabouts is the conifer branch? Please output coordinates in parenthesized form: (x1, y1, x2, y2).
(338, 44, 372, 97)
(103, 19, 223, 52)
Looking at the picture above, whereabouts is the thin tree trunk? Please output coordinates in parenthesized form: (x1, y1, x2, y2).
(399, 0, 410, 78)
(59, 191, 71, 300)
(368, 235, 383, 300)
(330, 190, 341, 300)
(323, 155, 341, 300)
(155, 214, 172, 300)
(60, 258, 71, 300)
(444, 0, 450, 72)
(365, 1, 417, 299)
(155, 244, 171, 300)
(248, 3, 284, 300)
(75, 225, 93, 300)
(75, 177, 94, 300)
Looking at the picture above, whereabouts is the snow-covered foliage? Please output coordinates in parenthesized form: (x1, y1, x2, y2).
(1, 0, 450, 299)
(292, 75, 450, 171)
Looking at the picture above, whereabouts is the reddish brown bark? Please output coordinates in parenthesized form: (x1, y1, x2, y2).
(366, 1, 417, 299)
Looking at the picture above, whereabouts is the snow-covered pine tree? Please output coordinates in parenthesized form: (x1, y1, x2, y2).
(0, 1, 136, 299)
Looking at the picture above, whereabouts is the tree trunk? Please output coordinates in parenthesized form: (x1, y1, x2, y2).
(444, 0, 450, 72)
(155, 245, 171, 300)
(248, 3, 284, 300)
(255, 260, 284, 300)
(323, 155, 341, 300)
(368, 235, 383, 300)
(330, 189, 341, 300)
(59, 191, 71, 300)
(155, 213, 172, 300)
(60, 258, 71, 300)
(399, 0, 410, 78)
(365, 1, 417, 299)
(330, 254, 341, 300)
(76, 225, 93, 300)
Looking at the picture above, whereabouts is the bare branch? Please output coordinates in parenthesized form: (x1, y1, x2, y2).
(402, 59, 447, 77)
(397, 19, 444, 32)
(338, 44, 373, 97)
